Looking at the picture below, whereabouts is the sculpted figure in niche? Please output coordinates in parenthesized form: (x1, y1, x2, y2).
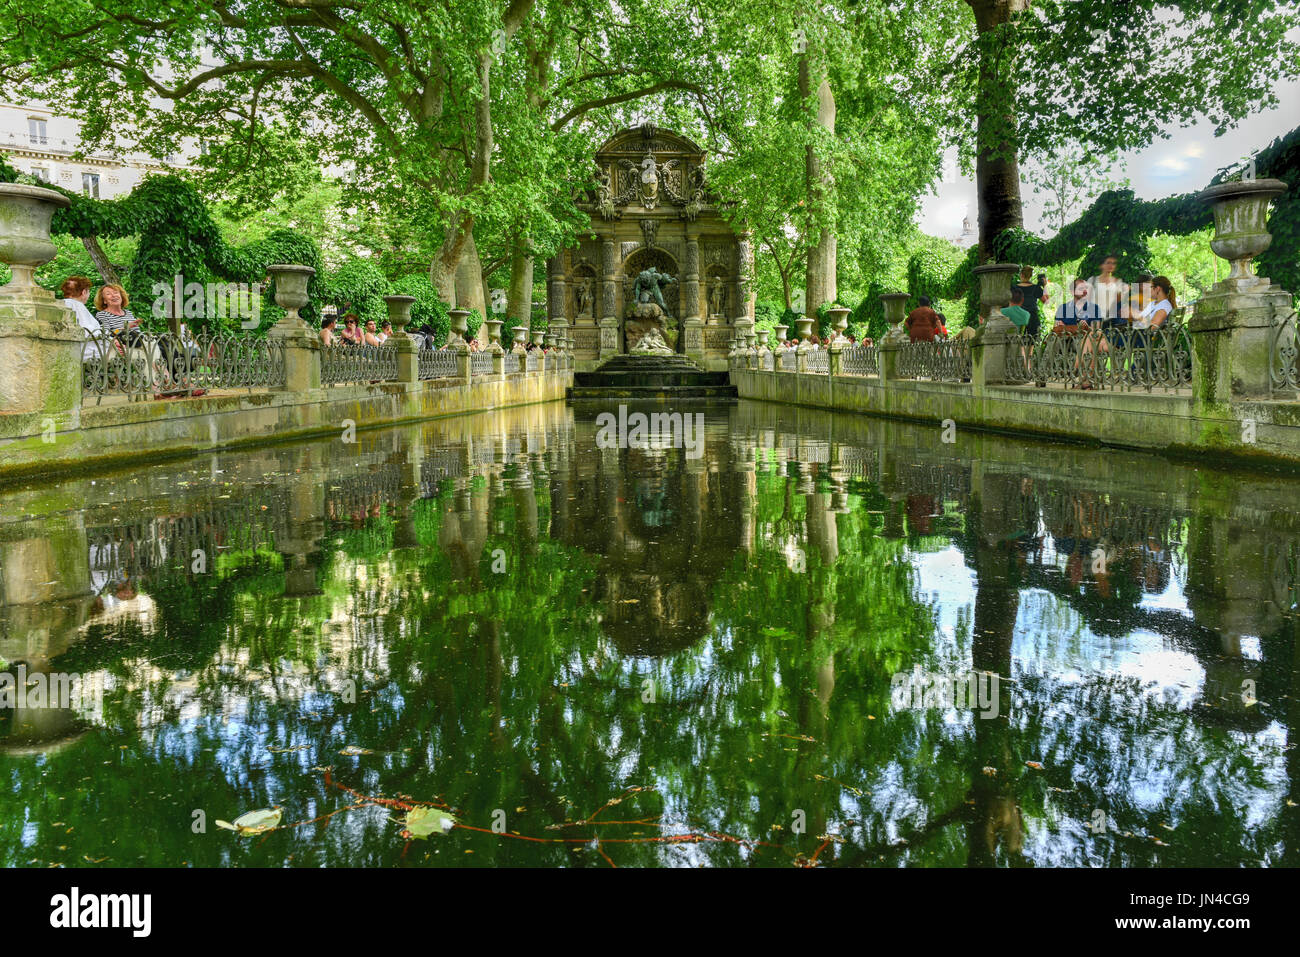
(575, 277, 594, 317)
(632, 267, 673, 317)
(709, 279, 726, 318)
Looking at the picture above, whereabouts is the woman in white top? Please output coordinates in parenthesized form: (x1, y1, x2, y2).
(1133, 276, 1176, 334)
(1088, 254, 1129, 326)
(60, 275, 103, 360)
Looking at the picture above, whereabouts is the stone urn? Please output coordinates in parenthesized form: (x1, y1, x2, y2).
(448, 307, 470, 345)
(531, 328, 546, 347)
(511, 324, 528, 352)
(973, 262, 1019, 330)
(774, 323, 789, 344)
(1200, 178, 1288, 286)
(483, 318, 503, 347)
(827, 304, 851, 340)
(268, 263, 317, 331)
(383, 294, 416, 334)
(794, 315, 815, 342)
(0, 183, 70, 298)
(880, 293, 910, 341)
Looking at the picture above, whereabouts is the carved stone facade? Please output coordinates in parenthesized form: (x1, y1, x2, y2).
(548, 124, 754, 370)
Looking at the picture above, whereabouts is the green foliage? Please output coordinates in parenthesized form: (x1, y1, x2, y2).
(321, 258, 390, 326)
(389, 274, 451, 343)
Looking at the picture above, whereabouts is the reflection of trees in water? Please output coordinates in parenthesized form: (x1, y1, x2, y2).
(11, 405, 1300, 866)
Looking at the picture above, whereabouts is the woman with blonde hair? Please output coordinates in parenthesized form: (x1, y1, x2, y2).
(94, 283, 139, 337)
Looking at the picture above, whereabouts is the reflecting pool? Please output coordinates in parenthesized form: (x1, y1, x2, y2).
(2, 400, 1298, 866)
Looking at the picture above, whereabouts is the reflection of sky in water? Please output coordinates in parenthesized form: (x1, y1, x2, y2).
(909, 534, 1290, 863)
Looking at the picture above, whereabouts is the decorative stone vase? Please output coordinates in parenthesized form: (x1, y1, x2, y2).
(268, 263, 316, 330)
(794, 315, 815, 342)
(544, 332, 557, 349)
(512, 324, 528, 352)
(383, 295, 416, 334)
(0, 183, 70, 298)
(880, 293, 909, 341)
(827, 304, 851, 339)
(1200, 178, 1288, 285)
(483, 318, 503, 346)
(972, 263, 1019, 329)
(774, 323, 789, 344)
(531, 328, 546, 347)
(449, 308, 470, 344)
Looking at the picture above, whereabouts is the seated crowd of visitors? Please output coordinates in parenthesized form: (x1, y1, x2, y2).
(905, 258, 1179, 347)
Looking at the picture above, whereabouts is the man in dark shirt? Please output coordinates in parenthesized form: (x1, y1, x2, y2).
(906, 296, 941, 342)
(1054, 279, 1102, 333)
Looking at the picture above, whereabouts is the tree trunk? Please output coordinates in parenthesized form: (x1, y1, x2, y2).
(800, 53, 837, 314)
(968, 0, 1028, 260)
(453, 231, 488, 317)
(507, 244, 534, 331)
(81, 235, 120, 286)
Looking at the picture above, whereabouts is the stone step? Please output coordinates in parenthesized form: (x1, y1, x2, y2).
(566, 384, 738, 400)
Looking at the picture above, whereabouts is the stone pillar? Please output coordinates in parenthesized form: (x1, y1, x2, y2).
(878, 338, 902, 385)
(547, 253, 566, 326)
(1190, 179, 1293, 402)
(682, 228, 704, 362)
(684, 230, 701, 322)
(599, 239, 620, 359)
(0, 184, 82, 439)
(267, 264, 320, 393)
(456, 343, 471, 386)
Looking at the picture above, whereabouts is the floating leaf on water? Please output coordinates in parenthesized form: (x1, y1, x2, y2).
(1025, 761, 1044, 771)
(216, 807, 282, 835)
(339, 746, 374, 756)
(402, 806, 457, 839)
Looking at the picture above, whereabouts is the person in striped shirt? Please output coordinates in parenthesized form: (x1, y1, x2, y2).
(94, 283, 139, 337)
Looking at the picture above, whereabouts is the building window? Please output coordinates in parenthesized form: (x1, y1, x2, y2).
(82, 172, 100, 198)
(31, 166, 50, 183)
(27, 118, 48, 146)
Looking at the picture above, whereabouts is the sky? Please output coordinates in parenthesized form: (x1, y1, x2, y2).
(918, 78, 1300, 243)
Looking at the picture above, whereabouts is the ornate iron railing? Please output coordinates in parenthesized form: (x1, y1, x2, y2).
(471, 351, 495, 375)
(806, 349, 829, 374)
(777, 349, 797, 371)
(1005, 324, 1193, 392)
(760, 350, 775, 371)
(418, 347, 459, 380)
(321, 343, 398, 385)
(82, 329, 286, 404)
(525, 352, 540, 372)
(1270, 310, 1299, 394)
(840, 343, 879, 377)
(898, 338, 972, 382)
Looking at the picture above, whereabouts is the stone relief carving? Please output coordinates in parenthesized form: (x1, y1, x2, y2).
(640, 218, 659, 248)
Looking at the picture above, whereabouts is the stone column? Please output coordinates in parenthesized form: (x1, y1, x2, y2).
(731, 230, 756, 350)
(0, 184, 82, 439)
(1190, 179, 1293, 402)
(682, 227, 704, 362)
(599, 239, 620, 359)
(547, 253, 566, 327)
